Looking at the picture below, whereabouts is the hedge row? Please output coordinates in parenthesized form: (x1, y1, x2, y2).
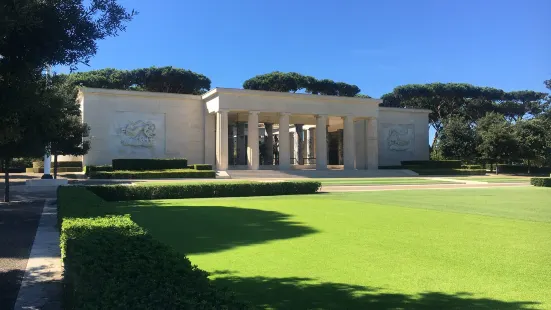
(26, 167, 82, 173)
(412, 168, 486, 176)
(112, 158, 188, 171)
(88, 169, 215, 179)
(530, 177, 551, 187)
(33, 161, 83, 168)
(401, 160, 462, 169)
(84, 165, 113, 176)
(87, 181, 322, 201)
(461, 164, 483, 170)
(58, 187, 249, 309)
(193, 164, 213, 170)
(497, 165, 551, 175)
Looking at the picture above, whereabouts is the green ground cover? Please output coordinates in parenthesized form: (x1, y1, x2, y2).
(107, 187, 551, 309)
(315, 177, 460, 186)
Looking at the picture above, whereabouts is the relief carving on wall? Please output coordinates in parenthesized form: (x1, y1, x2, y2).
(386, 124, 414, 152)
(117, 120, 157, 147)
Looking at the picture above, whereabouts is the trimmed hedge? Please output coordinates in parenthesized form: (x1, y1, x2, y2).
(87, 181, 322, 201)
(530, 177, 551, 187)
(402, 160, 462, 169)
(193, 164, 213, 170)
(84, 165, 113, 176)
(461, 164, 483, 170)
(32, 161, 82, 168)
(26, 167, 82, 173)
(112, 158, 188, 171)
(497, 165, 551, 175)
(412, 168, 486, 176)
(89, 169, 215, 179)
(58, 187, 249, 309)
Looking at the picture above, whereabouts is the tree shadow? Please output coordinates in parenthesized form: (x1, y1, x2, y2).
(115, 202, 318, 255)
(0, 265, 61, 310)
(211, 272, 542, 310)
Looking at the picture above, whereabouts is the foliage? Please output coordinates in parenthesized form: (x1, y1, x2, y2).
(461, 165, 483, 169)
(1, 0, 134, 201)
(86, 181, 322, 201)
(89, 169, 215, 179)
(497, 165, 551, 175)
(381, 83, 548, 146)
(112, 158, 188, 170)
(59, 66, 211, 95)
(513, 119, 549, 167)
(57, 187, 249, 310)
(476, 113, 517, 163)
(193, 164, 213, 170)
(243, 72, 361, 97)
(438, 116, 478, 160)
(401, 160, 462, 169)
(530, 177, 551, 187)
(84, 165, 113, 176)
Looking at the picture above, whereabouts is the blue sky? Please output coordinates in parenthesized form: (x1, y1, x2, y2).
(60, 0, 550, 97)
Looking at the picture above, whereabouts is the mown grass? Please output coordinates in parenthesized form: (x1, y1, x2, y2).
(108, 187, 551, 309)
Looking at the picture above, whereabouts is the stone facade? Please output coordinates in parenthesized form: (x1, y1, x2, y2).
(78, 87, 431, 169)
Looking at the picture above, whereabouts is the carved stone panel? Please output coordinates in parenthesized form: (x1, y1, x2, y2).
(111, 112, 166, 158)
(381, 123, 415, 153)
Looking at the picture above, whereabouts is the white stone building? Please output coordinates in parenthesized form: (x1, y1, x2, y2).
(77, 87, 431, 170)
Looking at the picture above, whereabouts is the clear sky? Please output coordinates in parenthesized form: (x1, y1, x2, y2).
(60, 0, 550, 97)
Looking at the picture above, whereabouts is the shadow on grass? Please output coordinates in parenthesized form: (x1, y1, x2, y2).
(115, 202, 318, 255)
(211, 272, 541, 310)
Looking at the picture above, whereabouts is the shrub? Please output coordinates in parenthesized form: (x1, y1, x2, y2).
(530, 177, 551, 187)
(112, 158, 188, 171)
(87, 181, 322, 201)
(497, 165, 551, 175)
(461, 164, 483, 170)
(26, 167, 83, 173)
(58, 188, 249, 310)
(84, 165, 113, 176)
(412, 168, 486, 176)
(193, 164, 213, 170)
(89, 169, 215, 179)
(401, 160, 462, 169)
(57, 161, 83, 168)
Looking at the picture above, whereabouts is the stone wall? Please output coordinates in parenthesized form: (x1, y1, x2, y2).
(81, 88, 205, 166)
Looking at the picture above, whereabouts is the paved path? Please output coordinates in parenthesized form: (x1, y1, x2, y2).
(0, 201, 44, 310)
(321, 182, 530, 192)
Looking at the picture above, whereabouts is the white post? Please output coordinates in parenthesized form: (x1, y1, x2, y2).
(42, 153, 52, 179)
(247, 111, 259, 170)
(306, 127, 316, 164)
(216, 110, 229, 171)
(278, 113, 290, 169)
(367, 117, 379, 170)
(316, 115, 328, 170)
(343, 115, 356, 170)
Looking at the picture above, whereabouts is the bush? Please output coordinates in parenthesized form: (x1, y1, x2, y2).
(112, 158, 188, 171)
(497, 165, 551, 175)
(26, 167, 82, 173)
(193, 164, 213, 170)
(530, 177, 551, 187)
(87, 181, 322, 201)
(401, 160, 462, 169)
(461, 164, 483, 170)
(58, 188, 249, 310)
(412, 168, 486, 176)
(84, 165, 113, 176)
(89, 169, 215, 179)
(57, 161, 83, 168)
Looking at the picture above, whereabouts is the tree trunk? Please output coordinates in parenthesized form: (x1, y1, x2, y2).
(54, 155, 58, 179)
(3, 159, 10, 202)
(431, 130, 439, 150)
(527, 160, 531, 175)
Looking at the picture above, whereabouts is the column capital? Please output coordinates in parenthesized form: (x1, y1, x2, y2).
(217, 109, 229, 114)
(342, 114, 355, 119)
(279, 112, 291, 117)
(248, 110, 260, 115)
(316, 114, 328, 119)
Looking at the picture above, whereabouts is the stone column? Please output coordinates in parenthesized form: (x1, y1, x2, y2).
(367, 117, 379, 170)
(337, 129, 344, 165)
(294, 124, 304, 165)
(236, 122, 246, 165)
(216, 110, 229, 171)
(278, 113, 290, 169)
(264, 123, 274, 165)
(228, 123, 235, 166)
(306, 128, 315, 164)
(247, 111, 259, 170)
(343, 115, 355, 170)
(316, 115, 328, 170)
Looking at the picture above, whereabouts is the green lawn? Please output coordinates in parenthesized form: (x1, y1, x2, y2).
(450, 176, 532, 183)
(110, 187, 551, 309)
